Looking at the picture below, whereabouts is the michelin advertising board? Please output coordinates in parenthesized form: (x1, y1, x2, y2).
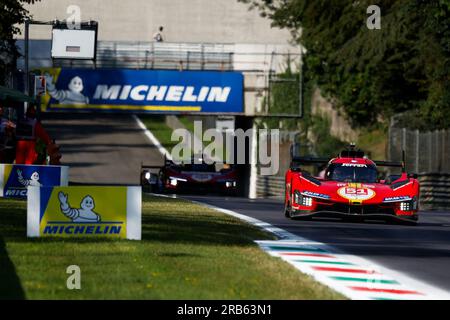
(27, 186, 141, 240)
(37, 68, 244, 113)
(0, 164, 69, 198)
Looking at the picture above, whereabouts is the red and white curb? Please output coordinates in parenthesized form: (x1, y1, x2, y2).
(188, 199, 450, 300)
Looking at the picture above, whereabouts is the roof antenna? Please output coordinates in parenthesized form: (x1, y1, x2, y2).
(402, 150, 406, 173)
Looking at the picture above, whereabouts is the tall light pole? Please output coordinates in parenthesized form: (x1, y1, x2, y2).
(24, 19, 30, 96)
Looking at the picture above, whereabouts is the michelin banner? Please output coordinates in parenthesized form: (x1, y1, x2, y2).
(27, 186, 142, 240)
(37, 68, 244, 113)
(0, 164, 69, 198)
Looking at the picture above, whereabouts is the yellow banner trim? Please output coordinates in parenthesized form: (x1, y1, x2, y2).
(50, 104, 202, 112)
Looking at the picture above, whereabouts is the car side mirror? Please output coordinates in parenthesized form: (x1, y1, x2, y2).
(408, 173, 418, 179)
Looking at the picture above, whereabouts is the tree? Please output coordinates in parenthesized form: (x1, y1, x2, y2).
(239, 0, 450, 129)
(0, 0, 41, 85)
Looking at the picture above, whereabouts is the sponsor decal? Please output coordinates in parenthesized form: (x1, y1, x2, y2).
(190, 174, 212, 182)
(301, 191, 331, 200)
(383, 196, 412, 203)
(36, 68, 243, 113)
(337, 184, 376, 201)
(341, 163, 367, 167)
(27, 186, 141, 240)
(0, 164, 68, 198)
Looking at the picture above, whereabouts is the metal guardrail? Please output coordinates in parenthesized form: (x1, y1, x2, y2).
(256, 175, 284, 198)
(419, 173, 450, 210)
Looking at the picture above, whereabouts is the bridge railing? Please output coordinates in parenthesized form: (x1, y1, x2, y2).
(48, 41, 300, 73)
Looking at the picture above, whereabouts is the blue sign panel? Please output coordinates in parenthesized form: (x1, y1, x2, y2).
(0, 164, 69, 198)
(39, 68, 244, 113)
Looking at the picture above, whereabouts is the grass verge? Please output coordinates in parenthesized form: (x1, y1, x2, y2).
(0, 195, 344, 299)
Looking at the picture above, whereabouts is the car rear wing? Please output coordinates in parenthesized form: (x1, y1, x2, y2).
(373, 151, 406, 172)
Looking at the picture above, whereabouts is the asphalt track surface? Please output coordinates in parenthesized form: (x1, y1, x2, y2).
(42, 113, 450, 293)
(182, 195, 450, 293)
(43, 113, 164, 185)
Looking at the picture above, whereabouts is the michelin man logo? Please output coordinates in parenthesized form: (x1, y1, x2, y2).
(58, 192, 101, 223)
(45, 73, 89, 105)
(17, 169, 42, 187)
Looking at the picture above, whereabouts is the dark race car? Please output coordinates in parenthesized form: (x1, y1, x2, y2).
(284, 145, 420, 224)
(141, 156, 239, 196)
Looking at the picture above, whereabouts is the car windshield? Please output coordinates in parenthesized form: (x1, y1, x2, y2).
(181, 163, 216, 172)
(326, 164, 378, 183)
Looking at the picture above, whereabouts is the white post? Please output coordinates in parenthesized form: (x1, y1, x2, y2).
(249, 121, 258, 199)
(415, 129, 419, 173)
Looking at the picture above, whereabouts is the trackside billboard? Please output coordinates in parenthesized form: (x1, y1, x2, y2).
(0, 164, 69, 199)
(37, 68, 244, 113)
(27, 186, 142, 240)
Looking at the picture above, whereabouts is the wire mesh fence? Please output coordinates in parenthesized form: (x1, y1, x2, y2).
(389, 126, 450, 174)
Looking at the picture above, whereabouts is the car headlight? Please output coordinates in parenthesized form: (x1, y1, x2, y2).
(225, 181, 237, 188)
(400, 202, 410, 211)
(302, 196, 313, 206)
(294, 192, 313, 207)
(169, 176, 187, 186)
(399, 197, 417, 211)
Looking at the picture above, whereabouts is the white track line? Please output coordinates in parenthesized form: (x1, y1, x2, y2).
(133, 115, 173, 161)
(185, 198, 450, 300)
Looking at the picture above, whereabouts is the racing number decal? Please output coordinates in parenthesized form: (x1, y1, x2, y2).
(344, 187, 367, 195)
(337, 186, 376, 201)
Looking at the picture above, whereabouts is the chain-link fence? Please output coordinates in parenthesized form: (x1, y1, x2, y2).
(389, 126, 450, 174)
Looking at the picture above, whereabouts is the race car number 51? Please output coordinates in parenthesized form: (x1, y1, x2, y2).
(338, 187, 376, 201)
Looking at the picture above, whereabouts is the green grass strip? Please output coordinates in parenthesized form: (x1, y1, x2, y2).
(0, 195, 345, 300)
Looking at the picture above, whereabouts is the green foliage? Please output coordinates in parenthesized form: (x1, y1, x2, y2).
(310, 115, 346, 157)
(263, 58, 317, 133)
(356, 125, 388, 160)
(239, 0, 450, 129)
(0, 0, 41, 85)
(263, 57, 301, 130)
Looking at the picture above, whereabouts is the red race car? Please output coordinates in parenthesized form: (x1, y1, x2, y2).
(284, 145, 419, 223)
(141, 156, 239, 196)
